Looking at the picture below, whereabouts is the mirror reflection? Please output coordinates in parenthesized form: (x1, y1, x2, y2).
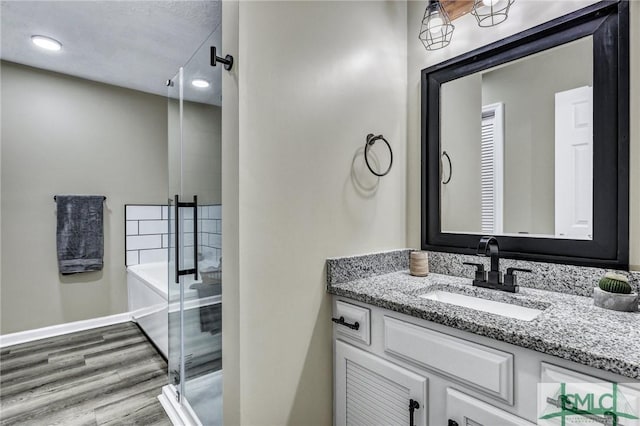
(440, 36, 593, 240)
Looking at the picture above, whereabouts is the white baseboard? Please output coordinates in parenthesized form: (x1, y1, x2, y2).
(0, 312, 133, 348)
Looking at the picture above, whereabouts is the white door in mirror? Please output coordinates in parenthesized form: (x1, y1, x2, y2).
(555, 86, 593, 240)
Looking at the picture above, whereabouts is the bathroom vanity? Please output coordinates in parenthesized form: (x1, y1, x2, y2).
(327, 251, 640, 425)
(328, 2, 636, 424)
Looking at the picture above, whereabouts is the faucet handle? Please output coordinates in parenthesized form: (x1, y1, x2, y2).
(463, 262, 484, 270)
(463, 262, 487, 282)
(504, 268, 532, 287)
(506, 267, 532, 275)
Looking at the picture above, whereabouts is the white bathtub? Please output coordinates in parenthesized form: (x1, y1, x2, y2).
(127, 262, 221, 359)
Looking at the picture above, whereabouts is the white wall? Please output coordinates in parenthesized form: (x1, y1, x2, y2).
(0, 62, 167, 334)
(223, 1, 407, 424)
(406, 0, 640, 269)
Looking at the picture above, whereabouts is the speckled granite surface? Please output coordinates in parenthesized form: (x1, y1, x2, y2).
(326, 249, 640, 297)
(427, 251, 640, 297)
(328, 270, 640, 379)
(326, 249, 412, 285)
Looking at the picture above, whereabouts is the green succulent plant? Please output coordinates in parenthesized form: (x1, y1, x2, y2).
(598, 272, 633, 294)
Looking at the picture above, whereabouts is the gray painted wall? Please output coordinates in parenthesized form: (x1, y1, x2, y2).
(0, 61, 167, 334)
(168, 99, 221, 205)
(482, 36, 592, 235)
(441, 73, 482, 233)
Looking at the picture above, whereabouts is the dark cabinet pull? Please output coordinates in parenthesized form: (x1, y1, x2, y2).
(447, 420, 459, 426)
(409, 399, 420, 426)
(331, 316, 359, 330)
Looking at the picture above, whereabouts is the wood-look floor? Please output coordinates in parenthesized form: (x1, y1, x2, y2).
(0, 322, 171, 426)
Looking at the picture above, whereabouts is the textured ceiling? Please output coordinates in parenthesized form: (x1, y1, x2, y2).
(0, 1, 222, 105)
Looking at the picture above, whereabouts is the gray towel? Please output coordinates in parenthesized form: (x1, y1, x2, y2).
(56, 195, 104, 274)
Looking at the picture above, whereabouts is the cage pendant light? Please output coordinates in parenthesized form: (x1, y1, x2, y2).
(419, 0, 455, 51)
(471, 0, 515, 27)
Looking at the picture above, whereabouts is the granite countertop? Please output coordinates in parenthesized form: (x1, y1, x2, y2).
(328, 270, 640, 380)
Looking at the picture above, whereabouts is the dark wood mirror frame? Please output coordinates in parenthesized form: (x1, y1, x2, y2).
(421, 0, 629, 269)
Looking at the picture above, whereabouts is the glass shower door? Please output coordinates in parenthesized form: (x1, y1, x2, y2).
(167, 68, 183, 397)
(167, 28, 223, 426)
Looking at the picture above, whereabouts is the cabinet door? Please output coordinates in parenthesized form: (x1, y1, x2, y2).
(335, 340, 428, 426)
(446, 388, 535, 426)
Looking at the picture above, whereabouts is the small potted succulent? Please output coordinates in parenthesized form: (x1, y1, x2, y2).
(593, 272, 639, 312)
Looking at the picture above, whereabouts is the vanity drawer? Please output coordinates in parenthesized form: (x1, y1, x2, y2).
(384, 316, 513, 403)
(446, 388, 534, 426)
(333, 300, 370, 345)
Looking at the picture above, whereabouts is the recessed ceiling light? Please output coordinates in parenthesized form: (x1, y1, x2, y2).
(31, 35, 62, 51)
(191, 79, 210, 88)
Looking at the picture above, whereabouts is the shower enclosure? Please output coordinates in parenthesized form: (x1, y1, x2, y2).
(159, 27, 223, 426)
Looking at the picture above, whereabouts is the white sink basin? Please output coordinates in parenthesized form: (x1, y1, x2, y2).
(419, 290, 544, 321)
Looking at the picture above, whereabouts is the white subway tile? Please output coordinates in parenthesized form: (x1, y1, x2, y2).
(211, 205, 221, 219)
(126, 251, 139, 266)
(127, 235, 162, 250)
(139, 220, 168, 235)
(183, 247, 194, 268)
(202, 220, 216, 233)
(139, 248, 168, 264)
(183, 219, 194, 233)
(202, 247, 216, 261)
(183, 232, 194, 247)
(126, 221, 139, 236)
(209, 234, 222, 248)
(162, 234, 170, 248)
(182, 208, 194, 220)
(126, 205, 162, 220)
(216, 220, 222, 234)
(162, 206, 169, 220)
(199, 206, 209, 219)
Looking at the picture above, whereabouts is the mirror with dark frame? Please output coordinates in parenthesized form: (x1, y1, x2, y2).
(421, 0, 629, 268)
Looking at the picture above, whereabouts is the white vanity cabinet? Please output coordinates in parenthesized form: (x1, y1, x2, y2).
(383, 316, 514, 404)
(332, 297, 640, 426)
(335, 340, 428, 426)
